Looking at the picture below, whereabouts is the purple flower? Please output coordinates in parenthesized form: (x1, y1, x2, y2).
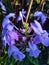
(2, 24, 14, 47)
(6, 24, 14, 31)
(2, 35, 7, 48)
(28, 27, 33, 33)
(33, 35, 41, 44)
(31, 20, 43, 35)
(39, 30, 49, 46)
(17, 9, 26, 24)
(20, 28, 25, 33)
(6, 13, 16, 18)
(2, 29, 19, 47)
(2, 18, 11, 29)
(26, 41, 41, 58)
(0, 1, 6, 14)
(8, 30, 19, 41)
(34, 11, 46, 24)
(2, 13, 19, 47)
(8, 45, 25, 61)
(22, 36, 26, 42)
(31, 20, 49, 47)
(21, 9, 26, 15)
(2, 13, 15, 29)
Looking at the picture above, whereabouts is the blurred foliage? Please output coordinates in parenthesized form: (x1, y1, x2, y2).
(36, 0, 40, 4)
(0, 0, 49, 65)
(3, 0, 14, 13)
(16, 53, 39, 65)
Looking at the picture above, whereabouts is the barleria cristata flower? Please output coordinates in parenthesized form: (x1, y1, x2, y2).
(30, 20, 49, 46)
(26, 41, 41, 58)
(17, 9, 26, 24)
(34, 11, 46, 24)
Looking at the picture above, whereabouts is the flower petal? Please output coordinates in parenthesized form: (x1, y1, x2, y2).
(22, 9, 26, 15)
(26, 42, 41, 58)
(34, 11, 46, 24)
(33, 35, 41, 44)
(0, 1, 6, 11)
(30, 23, 41, 35)
(13, 51, 25, 61)
(2, 18, 11, 29)
(6, 13, 15, 18)
(34, 20, 43, 33)
(8, 45, 25, 61)
(8, 30, 19, 41)
(40, 31, 49, 46)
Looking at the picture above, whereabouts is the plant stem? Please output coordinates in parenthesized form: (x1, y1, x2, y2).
(40, 0, 44, 7)
(26, 0, 33, 23)
(35, 0, 45, 11)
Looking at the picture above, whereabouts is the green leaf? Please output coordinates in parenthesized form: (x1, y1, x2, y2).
(47, 57, 49, 64)
(0, 12, 2, 15)
(15, 1, 20, 5)
(28, 56, 39, 65)
(36, 0, 40, 4)
(4, 56, 17, 65)
(29, 13, 33, 19)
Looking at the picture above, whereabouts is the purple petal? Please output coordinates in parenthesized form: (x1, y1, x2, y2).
(3, 31, 15, 46)
(33, 35, 41, 44)
(8, 45, 19, 57)
(39, 31, 49, 46)
(41, 13, 46, 24)
(30, 23, 41, 35)
(34, 20, 43, 33)
(26, 42, 41, 58)
(2, 29, 7, 37)
(29, 48, 41, 58)
(8, 46, 12, 57)
(2, 13, 15, 28)
(0, 1, 6, 11)
(34, 11, 46, 24)
(22, 37, 26, 42)
(22, 9, 26, 15)
(6, 13, 15, 18)
(2, 18, 11, 29)
(8, 45, 25, 61)
(26, 48, 30, 52)
(17, 16, 22, 22)
(13, 51, 25, 61)
(16, 9, 26, 22)
(34, 11, 42, 17)
(8, 30, 19, 41)
(7, 24, 14, 31)
(2, 36, 7, 48)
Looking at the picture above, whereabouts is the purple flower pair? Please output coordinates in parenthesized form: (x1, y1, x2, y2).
(2, 13, 26, 61)
(1, 11, 49, 61)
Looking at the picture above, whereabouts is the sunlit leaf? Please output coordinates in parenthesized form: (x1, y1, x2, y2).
(36, 0, 40, 4)
(15, 1, 20, 5)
